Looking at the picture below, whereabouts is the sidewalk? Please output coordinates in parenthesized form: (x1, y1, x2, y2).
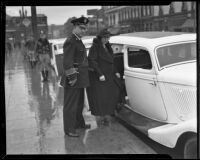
(5, 49, 156, 154)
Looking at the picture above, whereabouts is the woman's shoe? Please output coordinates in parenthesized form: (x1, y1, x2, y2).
(76, 124, 91, 129)
(65, 132, 79, 137)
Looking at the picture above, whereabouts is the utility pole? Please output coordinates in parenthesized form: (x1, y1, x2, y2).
(96, 10, 99, 33)
(31, 6, 38, 40)
(21, 6, 27, 41)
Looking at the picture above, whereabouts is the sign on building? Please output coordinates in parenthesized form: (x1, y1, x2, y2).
(87, 9, 98, 15)
(22, 18, 31, 27)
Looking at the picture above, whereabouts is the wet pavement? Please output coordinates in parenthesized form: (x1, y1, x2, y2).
(5, 49, 157, 154)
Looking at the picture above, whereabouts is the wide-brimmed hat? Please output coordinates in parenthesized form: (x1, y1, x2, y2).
(71, 16, 89, 26)
(98, 29, 111, 38)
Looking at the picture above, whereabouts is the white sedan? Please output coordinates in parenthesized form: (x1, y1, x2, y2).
(50, 32, 197, 158)
(110, 32, 197, 159)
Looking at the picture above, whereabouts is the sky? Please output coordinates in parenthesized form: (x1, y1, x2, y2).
(6, 6, 101, 25)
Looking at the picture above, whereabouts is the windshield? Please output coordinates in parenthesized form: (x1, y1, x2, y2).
(156, 42, 196, 68)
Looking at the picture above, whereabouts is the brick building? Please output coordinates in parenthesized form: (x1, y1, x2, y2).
(87, 8, 106, 35)
(104, 2, 196, 34)
(6, 14, 48, 43)
(48, 24, 65, 39)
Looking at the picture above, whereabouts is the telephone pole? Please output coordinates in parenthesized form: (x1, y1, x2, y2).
(31, 6, 38, 40)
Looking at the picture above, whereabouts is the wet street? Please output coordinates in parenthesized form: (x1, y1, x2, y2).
(5, 49, 157, 155)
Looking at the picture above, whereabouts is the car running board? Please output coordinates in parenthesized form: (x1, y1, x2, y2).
(115, 104, 167, 135)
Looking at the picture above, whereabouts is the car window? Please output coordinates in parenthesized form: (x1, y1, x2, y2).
(54, 45, 57, 51)
(84, 43, 92, 56)
(57, 44, 63, 50)
(127, 47, 152, 70)
(156, 42, 196, 68)
(49, 43, 53, 56)
(84, 43, 92, 49)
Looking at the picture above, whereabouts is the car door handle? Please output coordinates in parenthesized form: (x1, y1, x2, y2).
(149, 81, 156, 86)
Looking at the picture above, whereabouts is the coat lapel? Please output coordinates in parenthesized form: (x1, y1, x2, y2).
(98, 44, 113, 63)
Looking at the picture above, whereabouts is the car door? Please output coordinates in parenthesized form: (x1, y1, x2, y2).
(50, 43, 59, 76)
(123, 45, 167, 122)
(53, 44, 63, 77)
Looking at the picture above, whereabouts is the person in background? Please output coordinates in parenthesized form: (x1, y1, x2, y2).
(5, 41, 12, 57)
(25, 35, 37, 68)
(35, 31, 51, 82)
(87, 29, 121, 126)
(60, 16, 91, 137)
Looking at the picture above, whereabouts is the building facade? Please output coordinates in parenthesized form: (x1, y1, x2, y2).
(104, 2, 196, 34)
(87, 8, 106, 35)
(48, 24, 65, 39)
(6, 14, 48, 43)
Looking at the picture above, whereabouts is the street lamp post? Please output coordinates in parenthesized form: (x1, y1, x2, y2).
(31, 6, 38, 40)
(19, 6, 27, 41)
(96, 10, 99, 33)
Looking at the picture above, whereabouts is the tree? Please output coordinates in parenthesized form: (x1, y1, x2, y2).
(64, 17, 77, 37)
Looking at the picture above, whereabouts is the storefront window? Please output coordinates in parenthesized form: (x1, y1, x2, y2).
(143, 6, 146, 16)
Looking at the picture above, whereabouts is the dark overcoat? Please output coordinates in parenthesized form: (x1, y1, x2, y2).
(60, 34, 89, 88)
(61, 34, 89, 134)
(87, 38, 120, 116)
(36, 38, 51, 56)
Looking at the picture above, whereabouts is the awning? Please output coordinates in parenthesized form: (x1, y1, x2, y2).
(181, 19, 195, 28)
(6, 29, 16, 32)
(121, 24, 131, 28)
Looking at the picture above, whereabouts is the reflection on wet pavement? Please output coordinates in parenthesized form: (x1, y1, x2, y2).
(5, 49, 156, 154)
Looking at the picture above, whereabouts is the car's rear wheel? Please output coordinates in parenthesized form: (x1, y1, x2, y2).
(183, 136, 197, 159)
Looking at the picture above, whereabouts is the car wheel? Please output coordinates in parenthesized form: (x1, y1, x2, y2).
(183, 136, 197, 159)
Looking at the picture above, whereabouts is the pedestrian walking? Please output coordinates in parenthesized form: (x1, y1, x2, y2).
(86, 29, 121, 126)
(25, 35, 37, 68)
(35, 31, 51, 82)
(60, 16, 91, 137)
(5, 41, 12, 57)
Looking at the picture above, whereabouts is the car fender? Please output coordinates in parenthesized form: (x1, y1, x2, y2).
(148, 118, 197, 148)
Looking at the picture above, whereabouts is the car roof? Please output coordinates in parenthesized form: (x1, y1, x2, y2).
(82, 36, 95, 40)
(49, 38, 66, 45)
(110, 31, 196, 49)
(49, 36, 95, 45)
(119, 31, 191, 39)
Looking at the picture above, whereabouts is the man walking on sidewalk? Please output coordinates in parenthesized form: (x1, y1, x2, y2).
(60, 16, 91, 137)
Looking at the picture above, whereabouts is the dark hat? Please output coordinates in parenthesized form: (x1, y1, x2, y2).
(98, 29, 111, 38)
(71, 16, 89, 26)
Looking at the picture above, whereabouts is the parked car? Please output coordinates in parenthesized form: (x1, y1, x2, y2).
(49, 38, 65, 77)
(110, 32, 197, 159)
(50, 32, 197, 158)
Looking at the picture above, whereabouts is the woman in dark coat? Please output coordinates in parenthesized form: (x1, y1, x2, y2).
(87, 29, 121, 126)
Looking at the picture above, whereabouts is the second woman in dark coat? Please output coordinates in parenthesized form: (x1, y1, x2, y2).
(87, 29, 121, 126)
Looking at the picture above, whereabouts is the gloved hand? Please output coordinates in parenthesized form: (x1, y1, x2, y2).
(115, 72, 120, 78)
(68, 78, 77, 86)
(65, 68, 79, 86)
(99, 75, 105, 81)
(67, 73, 77, 86)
